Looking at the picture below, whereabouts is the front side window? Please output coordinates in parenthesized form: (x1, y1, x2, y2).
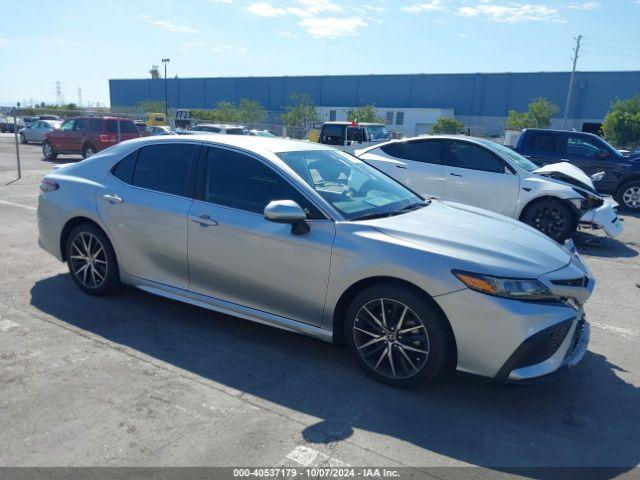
(278, 149, 423, 220)
(201, 147, 323, 218)
(60, 120, 75, 132)
(445, 141, 505, 173)
(131, 143, 195, 196)
(380, 140, 443, 164)
(566, 135, 604, 158)
(320, 125, 344, 145)
(476, 139, 538, 172)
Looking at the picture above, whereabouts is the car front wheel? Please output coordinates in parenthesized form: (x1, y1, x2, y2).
(20, 133, 27, 144)
(42, 141, 57, 161)
(66, 223, 121, 296)
(521, 198, 576, 243)
(344, 284, 452, 387)
(617, 181, 640, 211)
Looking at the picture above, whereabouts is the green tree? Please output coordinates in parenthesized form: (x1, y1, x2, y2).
(136, 99, 166, 113)
(601, 96, 640, 149)
(348, 105, 384, 123)
(238, 98, 266, 124)
(214, 101, 240, 122)
(431, 117, 465, 134)
(282, 93, 320, 127)
(506, 97, 559, 129)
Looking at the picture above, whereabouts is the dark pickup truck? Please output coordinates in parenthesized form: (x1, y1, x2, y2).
(513, 128, 640, 210)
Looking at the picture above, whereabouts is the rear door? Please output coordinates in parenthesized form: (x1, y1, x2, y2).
(520, 131, 562, 166)
(362, 140, 446, 198)
(97, 143, 198, 289)
(71, 118, 90, 152)
(442, 140, 520, 217)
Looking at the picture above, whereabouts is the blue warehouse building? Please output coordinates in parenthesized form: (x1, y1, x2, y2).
(109, 71, 640, 136)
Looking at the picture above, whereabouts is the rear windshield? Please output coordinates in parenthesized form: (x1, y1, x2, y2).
(106, 120, 139, 134)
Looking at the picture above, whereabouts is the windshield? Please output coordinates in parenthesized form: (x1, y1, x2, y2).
(477, 139, 540, 172)
(277, 149, 424, 220)
(366, 125, 390, 142)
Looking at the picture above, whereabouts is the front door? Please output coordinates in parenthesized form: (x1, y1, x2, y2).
(54, 119, 75, 151)
(187, 146, 334, 326)
(96, 143, 198, 289)
(442, 140, 520, 217)
(562, 133, 618, 192)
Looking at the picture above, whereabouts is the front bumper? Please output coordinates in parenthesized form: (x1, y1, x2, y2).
(579, 196, 623, 239)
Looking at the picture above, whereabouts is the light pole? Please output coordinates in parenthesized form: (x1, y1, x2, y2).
(162, 58, 170, 116)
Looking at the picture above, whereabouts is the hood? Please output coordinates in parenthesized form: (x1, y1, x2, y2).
(363, 201, 572, 278)
(533, 162, 595, 192)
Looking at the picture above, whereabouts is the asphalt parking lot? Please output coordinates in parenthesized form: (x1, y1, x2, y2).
(1, 133, 639, 476)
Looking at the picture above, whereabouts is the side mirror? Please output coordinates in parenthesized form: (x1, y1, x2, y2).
(264, 200, 310, 235)
(596, 149, 610, 159)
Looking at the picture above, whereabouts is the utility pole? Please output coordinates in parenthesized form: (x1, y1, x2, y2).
(562, 35, 582, 130)
(162, 58, 170, 116)
(56, 81, 62, 106)
(77, 87, 82, 107)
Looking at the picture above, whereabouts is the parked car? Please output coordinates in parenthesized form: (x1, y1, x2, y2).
(318, 121, 390, 154)
(0, 116, 24, 133)
(192, 123, 245, 135)
(134, 121, 150, 136)
(513, 128, 640, 211)
(37, 135, 593, 387)
(248, 129, 277, 137)
(19, 120, 62, 144)
(22, 116, 40, 127)
(38, 114, 61, 121)
(42, 116, 140, 161)
(148, 125, 174, 136)
(356, 136, 622, 242)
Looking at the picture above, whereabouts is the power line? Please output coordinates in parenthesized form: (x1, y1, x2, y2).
(562, 35, 582, 130)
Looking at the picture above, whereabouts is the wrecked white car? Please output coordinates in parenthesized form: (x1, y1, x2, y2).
(356, 136, 623, 243)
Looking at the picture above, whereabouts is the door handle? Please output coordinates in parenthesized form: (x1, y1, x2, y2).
(396, 164, 408, 169)
(102, 194, 123, 204)
(449, 172, 462, 177)
(190, 214, 218, 227)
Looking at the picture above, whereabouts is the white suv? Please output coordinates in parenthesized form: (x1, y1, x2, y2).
(356, 136, 622, 242)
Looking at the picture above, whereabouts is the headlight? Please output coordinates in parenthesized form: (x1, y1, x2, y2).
(572, 188, 604, 210)
(452, 270, 556, 301)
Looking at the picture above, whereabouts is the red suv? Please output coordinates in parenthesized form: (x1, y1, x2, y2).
(43, 116, 140, 161)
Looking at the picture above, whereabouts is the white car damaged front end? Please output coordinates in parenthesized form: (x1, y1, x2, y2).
(526, 162, 623, 239)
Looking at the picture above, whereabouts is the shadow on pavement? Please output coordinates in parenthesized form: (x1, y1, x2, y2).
(30, 274, 640, 478)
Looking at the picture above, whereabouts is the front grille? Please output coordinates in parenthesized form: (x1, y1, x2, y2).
(551, 277, 589, 288)
(510, 320, 573, 371)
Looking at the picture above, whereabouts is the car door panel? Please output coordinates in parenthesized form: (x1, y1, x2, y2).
(442, 140, 520, 217)
(188, 202, 334, 325)
(187, 146, 334, 326)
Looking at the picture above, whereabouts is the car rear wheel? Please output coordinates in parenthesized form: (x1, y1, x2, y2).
(42, 141, 57, 161)
(66, 224, 120, 296)
(344, 284, 452, 388)
(616, 181, 640, 211)
(82, 143, 96, 159)
(521, 198, 576, 243)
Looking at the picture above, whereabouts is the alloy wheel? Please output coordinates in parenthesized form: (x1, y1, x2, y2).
(622, 186, 640, 209)
(69, 232, 108, 289)
(531, 206, 566, 238)
(353, 298, 430, 379)
(43, 143, 52, 158)
(84, 147, 95, 158)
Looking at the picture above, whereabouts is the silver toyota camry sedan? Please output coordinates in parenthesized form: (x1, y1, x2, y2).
(37, 135, 593, 387)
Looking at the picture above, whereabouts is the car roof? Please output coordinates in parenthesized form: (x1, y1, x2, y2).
(195, 123, 244, 128)
(120, 133, 335, 155)
(355, 134, 497, 156)
(522, 128, 597, 136)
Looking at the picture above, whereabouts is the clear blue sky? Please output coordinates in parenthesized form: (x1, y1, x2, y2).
(1, 0, 638, 107)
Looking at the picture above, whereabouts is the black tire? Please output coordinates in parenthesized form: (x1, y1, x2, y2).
(65, 223, 121, 296)
(344, 284, 452, 388)
(616, 180, 640, 211)
(19, 133, 27, 144)
(82, 143, 96, 159)
(42, 141, 57, 161)
(521, 198, 576, 243)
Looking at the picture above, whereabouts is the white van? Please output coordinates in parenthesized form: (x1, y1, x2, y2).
(318, 121, 390, 154)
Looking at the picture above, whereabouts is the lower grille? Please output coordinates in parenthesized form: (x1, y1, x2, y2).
(496, 319, 573, 380)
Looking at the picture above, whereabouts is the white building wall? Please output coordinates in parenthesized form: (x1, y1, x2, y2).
(317, 106, 454, 137)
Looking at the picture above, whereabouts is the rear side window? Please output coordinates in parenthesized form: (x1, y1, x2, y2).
(445, 141, 505, 173)
(380, 140, 443, 164)
(320, 125, 344, 145)
(525, 132, 559, 152)
(201, 147, 322, 218)
(131, 144, 196, 196)
(111, 151, 138, 184)
(106, 120, 138, 134)
(74, 119, 88, 131)
(90, 119, 102, 131)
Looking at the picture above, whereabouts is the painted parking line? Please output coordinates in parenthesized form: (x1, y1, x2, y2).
(591, 321, 638, 339)
(0, 199, 37, 211)
(280, 445, 350, 467)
